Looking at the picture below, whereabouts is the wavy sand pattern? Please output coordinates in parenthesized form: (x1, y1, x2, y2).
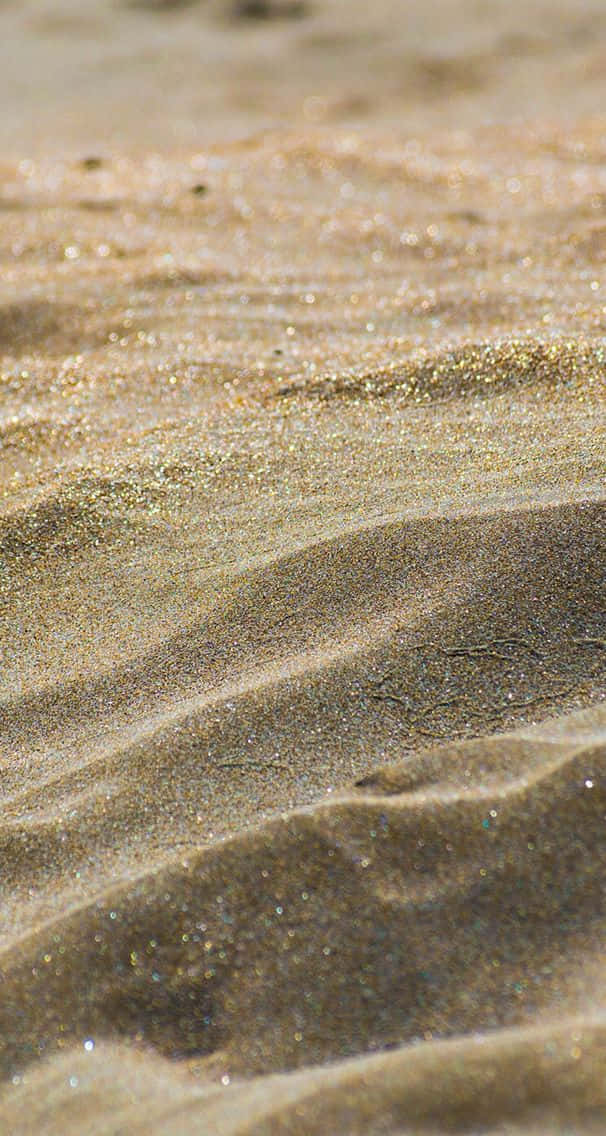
(1, 1, 606, 1132)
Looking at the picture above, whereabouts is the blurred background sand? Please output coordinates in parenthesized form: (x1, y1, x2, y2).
(3, 0, 606, 151)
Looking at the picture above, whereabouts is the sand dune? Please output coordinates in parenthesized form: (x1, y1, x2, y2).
(2, 706, 606, 1130)
(1, 0, 606, 1132)
(4, 1016, 606, 1135)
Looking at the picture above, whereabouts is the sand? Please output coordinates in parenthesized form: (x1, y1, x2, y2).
(0, 1, 605, 1132)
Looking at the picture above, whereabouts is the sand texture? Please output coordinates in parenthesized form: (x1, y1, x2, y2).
(1, 1, 606, 1132)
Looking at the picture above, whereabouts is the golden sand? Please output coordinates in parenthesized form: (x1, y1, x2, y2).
(0, 1, 605, 1132)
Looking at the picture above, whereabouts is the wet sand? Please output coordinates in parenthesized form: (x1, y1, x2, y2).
(1, 1, 605, 1132)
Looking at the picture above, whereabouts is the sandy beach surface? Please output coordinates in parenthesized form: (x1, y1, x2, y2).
(1, 1, 605, 1132)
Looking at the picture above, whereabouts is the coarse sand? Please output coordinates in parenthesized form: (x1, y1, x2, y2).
(0, 1, 605, 1132)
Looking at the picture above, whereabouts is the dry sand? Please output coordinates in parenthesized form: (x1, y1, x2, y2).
(0, 1, 605, 1132)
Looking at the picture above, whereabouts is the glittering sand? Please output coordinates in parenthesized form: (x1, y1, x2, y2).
(1, 1, 606, 1132)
